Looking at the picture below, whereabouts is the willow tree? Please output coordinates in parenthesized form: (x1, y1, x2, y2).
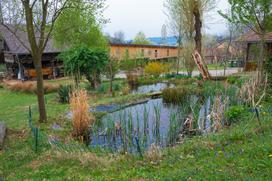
(165, 0, 215, 75)
(0, 0, 106, 122)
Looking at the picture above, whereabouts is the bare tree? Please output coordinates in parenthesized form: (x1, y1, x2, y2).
(0, 0, 104, 122)
(113, 31, 125, 43)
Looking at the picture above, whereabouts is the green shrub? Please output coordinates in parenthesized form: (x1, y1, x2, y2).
(164, 73, 191, 79)
(227, 76, 245, 87)
(97, 84, 107, 94)
(162, 87, 191, 104)
(144, 62, 168, 77)
(112, 83, 121, 92)
(58, 85, 72, 103)
(225, 105, 246, 125)
(227, 76, 237, 84)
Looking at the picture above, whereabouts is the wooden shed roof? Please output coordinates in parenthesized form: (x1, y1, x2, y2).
(237, 30, 272, 43)
(0, 25, 60, 55)
(110, 43, 178, 49)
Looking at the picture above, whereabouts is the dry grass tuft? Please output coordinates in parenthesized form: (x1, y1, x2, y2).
(3, 80, 60, 94)
(239, 74, 264, 106)
(70, 89, 94, 141)
(210, 95, 229, 132)
(144, 143, 162, 164)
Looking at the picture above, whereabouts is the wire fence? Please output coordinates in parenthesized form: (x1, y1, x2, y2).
(28, 106, 91, 153)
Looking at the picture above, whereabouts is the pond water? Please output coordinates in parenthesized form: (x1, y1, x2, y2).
(90, 98, 198, 153)
(130, 82, 175, 94)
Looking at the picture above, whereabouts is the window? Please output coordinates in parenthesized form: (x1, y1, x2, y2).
(155, 50, 158, 58)
(167, 49, 170, 56)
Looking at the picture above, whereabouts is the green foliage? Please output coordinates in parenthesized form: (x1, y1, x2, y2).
(162, 87, 191, 104)
(164, 73, 192, 79)
(225, 105, 246, 125)
(112, 83, 121, 92)
(58, 85, 72, 103)
(219, 0, 272, 32)
(58, 45, 109, 87)
(133, 31, 152, 45)
(53, 0, 108, 49)
(227, 76, 248, 87)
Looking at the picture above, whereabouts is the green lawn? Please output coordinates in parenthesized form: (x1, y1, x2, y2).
(0, 89, 68, 129)
(0, 79, 272, 180)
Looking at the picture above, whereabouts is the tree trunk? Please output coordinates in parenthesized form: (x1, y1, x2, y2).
(193, 6, 202, 54)
(109, 60, 113, 94)
(33, 55, 47, 122)
(259, 33, 266, 82)
(176, 47, 182, 75)
(224, 30, 232, 77)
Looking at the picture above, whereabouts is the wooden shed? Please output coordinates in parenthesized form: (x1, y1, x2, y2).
(0, 25, 63, 80)
(237, 30, 272, 71)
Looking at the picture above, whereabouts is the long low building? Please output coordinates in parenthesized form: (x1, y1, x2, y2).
(0, 25, 179, 80)
(110, 43, 178, 60)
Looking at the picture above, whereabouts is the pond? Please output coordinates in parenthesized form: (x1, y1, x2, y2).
(90, 97, 200, 153)
(130, 82, 175, 94)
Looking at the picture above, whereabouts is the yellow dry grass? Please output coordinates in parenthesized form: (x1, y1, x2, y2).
(3, 80, 60, 94)
(70, 89, 94, 140)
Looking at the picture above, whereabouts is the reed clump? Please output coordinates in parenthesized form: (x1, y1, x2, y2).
(162, 87, 191, 104)
(126, 73, 139, 87)
(70, 89, 94, 141)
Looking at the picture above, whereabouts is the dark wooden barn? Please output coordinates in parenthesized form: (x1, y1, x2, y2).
(0, 25, 63, 80)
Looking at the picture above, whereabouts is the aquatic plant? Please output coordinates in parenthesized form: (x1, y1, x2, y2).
(162, 87, 191, 104)
(167, 111, 180, 145)
(153, 104, 161, 144)
(127, 73, 139, 87)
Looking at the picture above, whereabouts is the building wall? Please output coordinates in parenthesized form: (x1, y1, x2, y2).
(110, 44, 178, 60)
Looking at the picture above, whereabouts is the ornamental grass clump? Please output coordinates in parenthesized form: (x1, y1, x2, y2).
(70, 89, 94, 141)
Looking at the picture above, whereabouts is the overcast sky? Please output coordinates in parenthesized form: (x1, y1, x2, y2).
(103, 0, 230, 40)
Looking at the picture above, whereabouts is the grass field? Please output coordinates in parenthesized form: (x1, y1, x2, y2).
(0, 77, 272, 180)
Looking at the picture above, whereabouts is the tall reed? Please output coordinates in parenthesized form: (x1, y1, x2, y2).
(70, 89, 94, 141)
(153, 104, 161, 144)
